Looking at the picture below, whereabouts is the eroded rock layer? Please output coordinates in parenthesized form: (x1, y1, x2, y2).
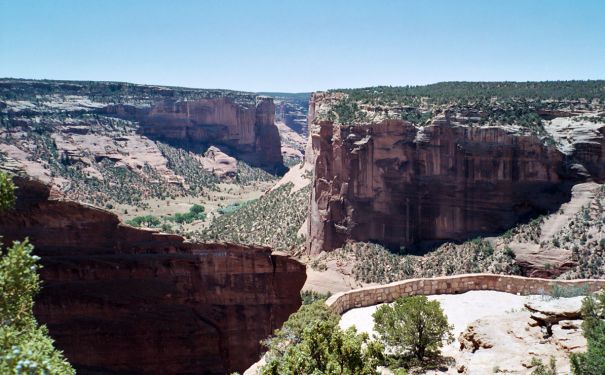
(307, 93, 605, 254)
(0, 177, 305, 374)
(103, 96, 284, 173)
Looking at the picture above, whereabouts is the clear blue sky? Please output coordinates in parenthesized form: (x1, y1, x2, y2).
(1, 0, 604, 92)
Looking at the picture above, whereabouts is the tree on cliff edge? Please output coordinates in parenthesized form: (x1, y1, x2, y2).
(373, 295, 454, 362)
(0, 172, 75, 374)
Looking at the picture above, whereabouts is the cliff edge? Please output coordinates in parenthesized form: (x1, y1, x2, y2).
(0, 177, 305, 374)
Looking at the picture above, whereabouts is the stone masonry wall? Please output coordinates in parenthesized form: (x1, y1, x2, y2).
(325, 273, 605, 315)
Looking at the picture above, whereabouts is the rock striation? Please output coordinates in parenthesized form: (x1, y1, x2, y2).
(103, 96, 284, 173)
(0, 79, 286, 184)
(307, 92, 605, 254)
(0, 177, 306, 375)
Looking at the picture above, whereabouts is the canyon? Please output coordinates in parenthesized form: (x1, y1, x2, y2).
(0, 177, 306, 375)
(0, 79, 286, 209)
(307, 91, 605, 254)
(3, 79, 605, 374)
(102, 95, 284, 173)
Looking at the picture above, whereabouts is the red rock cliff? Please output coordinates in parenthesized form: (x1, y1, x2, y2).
(105, 96, 285, 173)
(307, 93, 604, 254)
(0, 178, 305, 374)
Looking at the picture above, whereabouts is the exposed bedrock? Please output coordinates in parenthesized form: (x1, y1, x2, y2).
(103, 96, 285, 174)
(0, 177, 305, 374)
(307, 97, 605, 255)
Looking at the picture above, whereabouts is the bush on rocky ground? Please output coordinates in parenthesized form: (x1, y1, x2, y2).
(199, 183, 309, 252)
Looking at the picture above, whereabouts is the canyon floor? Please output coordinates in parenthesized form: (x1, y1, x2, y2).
(112, 179, 276, 232)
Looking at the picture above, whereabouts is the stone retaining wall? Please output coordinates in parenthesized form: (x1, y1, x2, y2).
(325, 273, 605, 315)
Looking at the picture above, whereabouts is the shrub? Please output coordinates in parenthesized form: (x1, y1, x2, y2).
(201, 183, 308, 252)
(168, 204, 206, 224)
(373, 295, 454, 360)
(0, 172, 75, 374)
(301, 290, 331, 305)
(503, 246, 516, 259)
(549, 284, 589, 299)
(571, 288, 605, 374)
(126, 215, 161, 228)
(530, 357, 557, 375)
(261, 301, 383, 375)
(0, 172, 15, 211)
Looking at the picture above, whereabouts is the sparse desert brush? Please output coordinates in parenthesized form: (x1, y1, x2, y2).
(339, 237, 518, 284)
(199, 183, 309, 252)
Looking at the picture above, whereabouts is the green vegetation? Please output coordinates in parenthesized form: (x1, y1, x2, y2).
(1, 123, 277, 209)
(570, 288, 605, 375)
(530, 357, 557, 375)
(157, 142, 220, 194)
(0, 240, 75, 374)
(200, 183, 309, 252)
(127, 204, 206, 228)
(548, 284, 589, 299)
(0, 78, 255, 104)
(373, 296, 454, 362)
(261, 301, 384, 375)
(323, 238, 519, 285)
(0, 172, 15, 211)
(328, 98, 366, 124)
(217, 201, 249, 215)
(336, 81, 605, 103)
(235, 160, 279, 185)
(301, 290, 332, 305)
(168, 204, 206, 224)
(126, 215, 162, 228)
(0, 172, 74, 374)
(324, 81, 605, 134)
(556, 186, 605, 279)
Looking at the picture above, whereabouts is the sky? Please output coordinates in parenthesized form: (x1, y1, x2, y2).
(1, 0, 604, 92)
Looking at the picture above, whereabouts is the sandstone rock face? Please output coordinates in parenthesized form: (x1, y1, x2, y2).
(0, 178, 306, 375)
(457, 311, 585, 374)
(104, 96, 284, 173)
(307, 93, 605, 254)
(200, 146, 238, 178)
(525, 296, 584, 331)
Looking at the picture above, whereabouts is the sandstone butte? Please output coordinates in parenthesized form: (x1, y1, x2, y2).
(0, 177, 306, 375)
(306, 92, 605, 254)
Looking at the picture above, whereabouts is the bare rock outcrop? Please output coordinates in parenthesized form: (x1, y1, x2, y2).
(103, 96, 285, 173)
(525, 296, 584, 334)
(0, 177, 306, 374)
(307, 92, 605, 254)
(200, 145, 238, 177)
(456, 310, 585, 373)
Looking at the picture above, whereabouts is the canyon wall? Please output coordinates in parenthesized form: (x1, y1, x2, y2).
(0, 177, 305, 375)
(104, 96, 285, 173)
(307, 93, 605, 254)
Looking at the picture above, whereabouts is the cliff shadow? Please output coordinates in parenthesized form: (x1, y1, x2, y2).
(368, 180, 576, 256)
(139, 133, 288, 176)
